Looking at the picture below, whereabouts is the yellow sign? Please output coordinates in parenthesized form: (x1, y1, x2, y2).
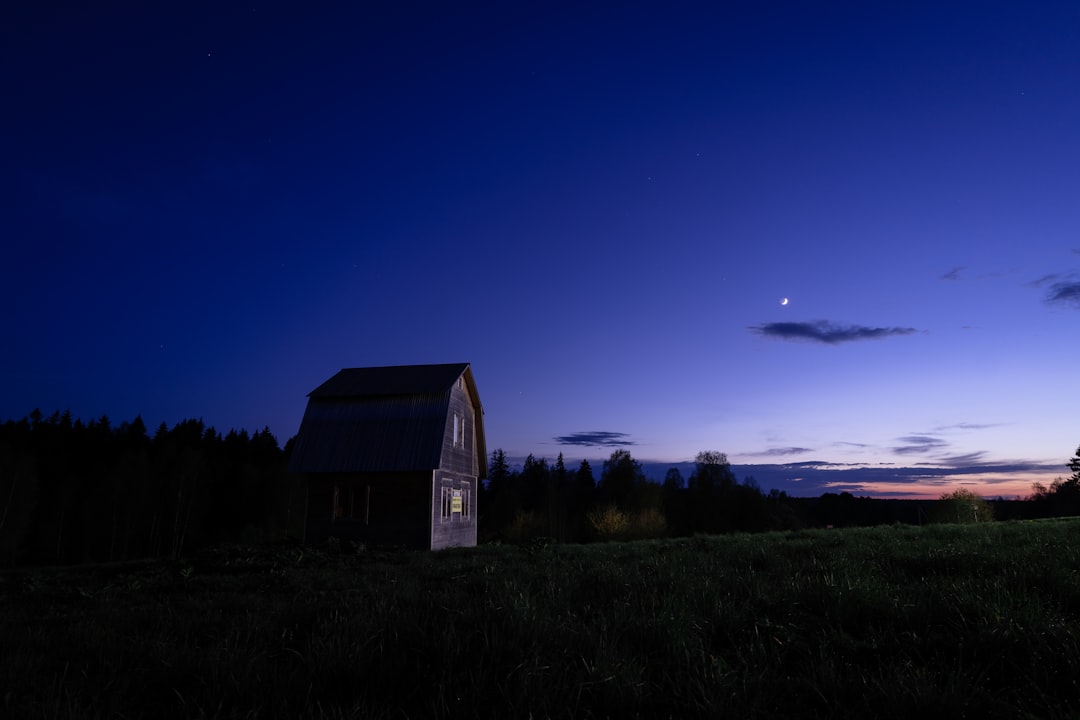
(451, 491, 463, 514)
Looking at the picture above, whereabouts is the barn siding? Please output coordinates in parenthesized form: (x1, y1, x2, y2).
(429, 377, 480, 550)
(442, 378, 479, 477)
(430, 470, 478, 550)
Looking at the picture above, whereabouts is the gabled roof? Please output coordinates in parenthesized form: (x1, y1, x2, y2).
(308, 363, 471, 398)
(289, 363, 486, 477)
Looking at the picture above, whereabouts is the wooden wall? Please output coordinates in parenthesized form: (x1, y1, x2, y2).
(430, 470, 478, 550)
(430, 376, 480, 549)
(442, 376, 479, 477)
(303, 472, 431, 548)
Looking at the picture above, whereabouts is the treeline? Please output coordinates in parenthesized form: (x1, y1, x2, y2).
(479, 446, 1080, 543)
(478, 448, 950, 542)
(3, 409, 1078, 564)
(1026, 468, 1080, 518)
(0, 410, 301, 566)
(480, 449, 806, 542)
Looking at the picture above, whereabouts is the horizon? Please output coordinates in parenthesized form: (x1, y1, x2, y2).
(5, 406, 1067, 500)
(496, 453, 1065, 501)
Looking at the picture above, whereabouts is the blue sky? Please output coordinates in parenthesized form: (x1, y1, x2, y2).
(4, 1, 1079, 498)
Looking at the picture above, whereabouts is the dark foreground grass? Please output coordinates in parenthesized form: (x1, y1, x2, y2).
(3, 520, 1080, 719)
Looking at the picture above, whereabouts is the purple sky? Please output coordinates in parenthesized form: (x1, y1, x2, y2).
(4, 2, 1079, 498)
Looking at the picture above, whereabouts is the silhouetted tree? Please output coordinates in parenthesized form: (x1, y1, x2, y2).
(481, 449, 520, 540)
(663, 467, 684, 491)
(1027, 444, 1080, 518)
(766, 488, 805, 530)
(520, 454, 548, 507)
(933, 488, 994, 524)
(549, 454, 569, 540)
(690, 451, 736, 493)
(598, 450, 644, 509)
(689, 451, 736, 533)
(501, 454, 549, 541)
(575, 459, 595, 494)
(662, 467, 690, 536)
(565, 459, 596, 542)
(731, 483, 770, 532)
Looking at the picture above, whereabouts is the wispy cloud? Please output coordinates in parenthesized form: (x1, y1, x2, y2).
(934, 451, 990, 466)
(892, 434, 949, 455)
(1047, 279, 1080, 307)
(940, 266, 964, 281)
(754, 446, 814, 457)
(554, 431, 635, 447)
(892, 425, 1015, 466)
(750, 320, 918, 344)
(933, 422, 1001, 432)
(1032, 272, 1080, 308)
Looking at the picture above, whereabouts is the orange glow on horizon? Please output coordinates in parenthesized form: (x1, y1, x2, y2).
(824, 470, 1063, 501)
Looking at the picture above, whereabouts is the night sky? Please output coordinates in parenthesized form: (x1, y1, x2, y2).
(5, 2, 1079, 498)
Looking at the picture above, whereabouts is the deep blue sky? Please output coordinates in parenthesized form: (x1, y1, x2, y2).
(5, 1, 1079, 498)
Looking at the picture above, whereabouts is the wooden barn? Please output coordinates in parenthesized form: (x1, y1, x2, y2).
(289, 363, 486, 550)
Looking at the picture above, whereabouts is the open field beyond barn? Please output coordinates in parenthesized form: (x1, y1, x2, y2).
(3, 520, 1080, 719)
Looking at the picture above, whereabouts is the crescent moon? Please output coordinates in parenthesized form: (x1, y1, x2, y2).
(781, 297, 789, 305)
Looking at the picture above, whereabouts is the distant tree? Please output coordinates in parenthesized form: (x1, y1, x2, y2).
(598, 450, 644, 509)
(732, 483, 771, 532)
(688, 451, 737, 533)
(520, 454, 549, 513)
(1026, 445, 1080, 518)
(549, 454, 569, 540)
(482, 449, 520, 539)
(934, 488, 994, 524)
(565, 460, 596, 542)
(575, 459, 595, 493)
(511, 454, 550, 542)
(766, 488, 805, 530)
(1029, 477, 1080, 517)
(662, 467, 689, 536)
(689, 451, 736, 493)
(554, 454, 567, 477)
(488, 449, 511, 490)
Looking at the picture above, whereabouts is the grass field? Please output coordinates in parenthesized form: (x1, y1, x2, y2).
(3, 520, 1080, 719)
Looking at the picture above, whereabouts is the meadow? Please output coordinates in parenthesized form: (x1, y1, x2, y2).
(2, 520, 1079, 719)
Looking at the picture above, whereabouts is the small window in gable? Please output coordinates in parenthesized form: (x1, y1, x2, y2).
(452, 412, 467, 449)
